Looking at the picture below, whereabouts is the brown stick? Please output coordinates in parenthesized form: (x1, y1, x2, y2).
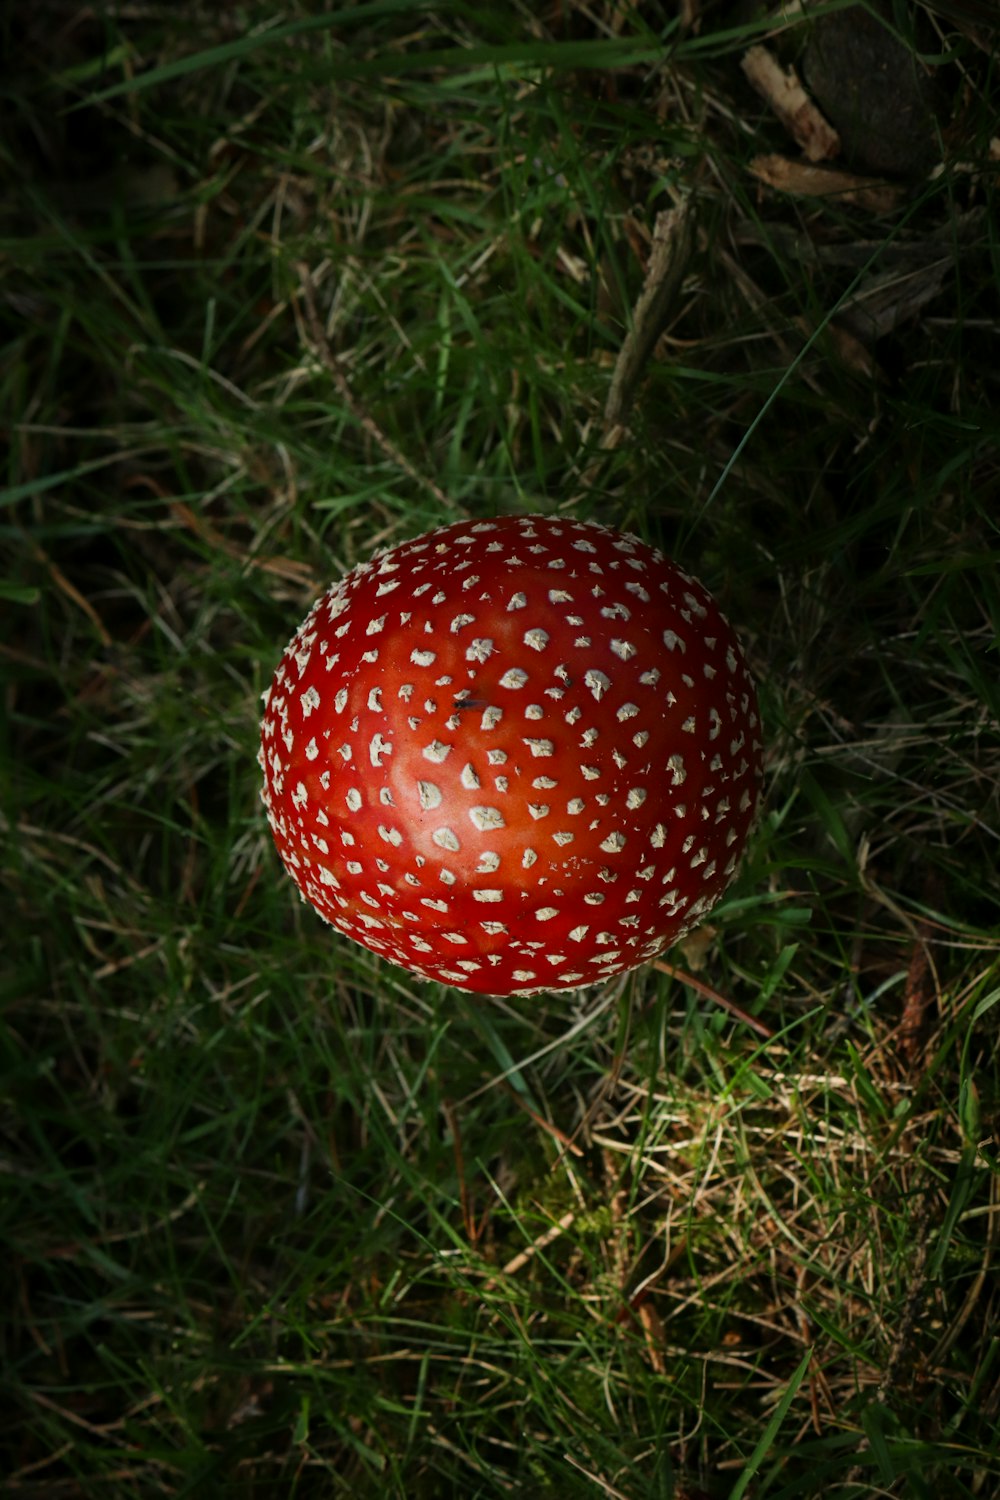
(295, 263, 451, 508)
(651, 959, 774, 1039)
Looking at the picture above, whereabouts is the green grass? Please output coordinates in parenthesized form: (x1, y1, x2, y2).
(3, 1, 999, 1495)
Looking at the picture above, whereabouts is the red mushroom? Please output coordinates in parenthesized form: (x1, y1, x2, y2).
(258, 514, 763, 996)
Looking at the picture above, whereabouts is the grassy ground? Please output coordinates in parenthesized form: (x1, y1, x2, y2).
(3, 2, 999, 1495)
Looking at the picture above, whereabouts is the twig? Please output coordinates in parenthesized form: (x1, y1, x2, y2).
(498, 1079, 585, 1157)
(930, 1169, 1000, 1367)
(748, 154, 902, 215)
(295, 263, 450, 508)
(843, 1215, 933, 1486)
(741, 45, 840, 162)
(603, 200, 694, 429)
(651, 959, 774, 1039)
(500, 1210, 576, 1279)
(442, 1099, 477, 1246)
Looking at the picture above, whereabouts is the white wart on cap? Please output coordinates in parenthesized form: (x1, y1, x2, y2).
(258, 514, 763, 996)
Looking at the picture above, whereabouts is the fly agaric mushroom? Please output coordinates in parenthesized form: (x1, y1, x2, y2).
(258, 514, 762, 996)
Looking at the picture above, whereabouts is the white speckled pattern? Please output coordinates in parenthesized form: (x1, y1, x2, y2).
(259, 514, 763, 995)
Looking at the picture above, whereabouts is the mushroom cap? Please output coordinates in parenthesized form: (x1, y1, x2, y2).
(258, 514, 763, 996)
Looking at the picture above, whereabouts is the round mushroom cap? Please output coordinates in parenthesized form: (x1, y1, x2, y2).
(258, 514, 763, 996)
